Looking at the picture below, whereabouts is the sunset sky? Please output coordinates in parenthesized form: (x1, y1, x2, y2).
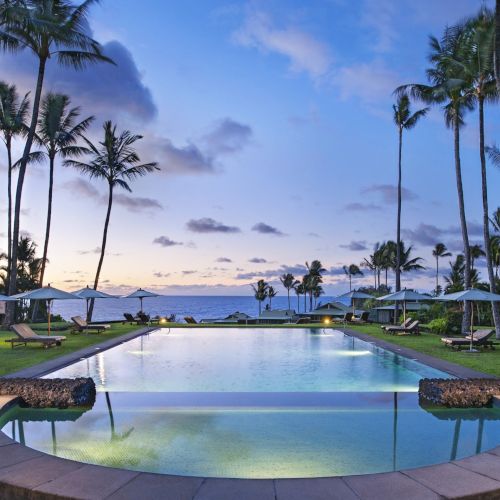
(1, 0, 499, 296)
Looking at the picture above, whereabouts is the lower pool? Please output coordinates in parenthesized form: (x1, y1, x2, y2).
(1, 328, 499, 478)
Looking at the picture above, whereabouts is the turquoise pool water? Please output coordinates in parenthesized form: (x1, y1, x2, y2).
(2, 328, 499, 478)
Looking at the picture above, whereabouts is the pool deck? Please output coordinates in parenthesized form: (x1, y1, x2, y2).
(1, 325, 500, 499)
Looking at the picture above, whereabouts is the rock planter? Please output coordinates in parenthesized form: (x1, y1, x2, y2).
(0, 377, 95, 408)
(419, 378, 500, 408)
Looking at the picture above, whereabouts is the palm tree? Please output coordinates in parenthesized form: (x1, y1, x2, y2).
(305, 260, 325, 311)
(251, 279, 268, 315)
(396, 242, 425, 275)
(432, 243, 452, 293)
(397, 25, 474, 333)
(381, 241, 395, 288)
(392, 93, 428, 293)
(496, 0, 500, 91)
(36, 93, 93, 286)
(294, 282, 304, 313)
(490, 206, 500, 233)
(343, 264, 363, 291)
(313, 284, 324, 309)
(280, 273, 299, 310)
(66, 121, 158, 320)
(470, 244, 486, 271)
(0, 82, 29, 285)
(491, 236, 500, 278)
(267, 285, 277, 310)
(0, 0, 112, 324)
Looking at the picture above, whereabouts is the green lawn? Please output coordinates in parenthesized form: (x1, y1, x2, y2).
(349, 324, 500, 377)
(0, 323, 140, 376)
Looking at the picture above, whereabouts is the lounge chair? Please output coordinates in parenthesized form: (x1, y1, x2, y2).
(385, 320, 420, 335)
(333, 312, 353, 324)
(351, 311, 370, 323)
(295, 317, 312, 324)
(5, 324, 66, 349)
(71, 316, 110, 334)
(138, 312, 159, 325)
(381, 317, 412, 331)
(123, 313, 144, 325)
(441, 329, 495, 350)
(184, 316, 198, 324)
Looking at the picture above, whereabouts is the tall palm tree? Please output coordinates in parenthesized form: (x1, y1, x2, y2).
(294, 282, 304, 313)
(0, 0, 112, 324)
(381, 241, 395, 288)
(343, 264, 363, 291)
(392, 93, 428, 293)
(267, 285, 277, 310)
(495, 0, 500, 91)
(313, 284, 324, 309)
(36, 93, 93, 286)
(470, 244, 486, 271)
(460, 9, 500, 336)
(251, 279, 268, 315)
(397, 25, 475, 333)
(305, 260, 325, 311)
(432, 243, 452, 293)
(396, 242, 425, 275)
(0, 82, 29, 284)
(280, 273, 299, 310)
(66, 121, 158, 320)
(490, 236, 500, 278)
(490, 206, 500, 232)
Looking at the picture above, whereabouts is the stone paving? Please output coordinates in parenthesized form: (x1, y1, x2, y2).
(1, 326, 500, 499)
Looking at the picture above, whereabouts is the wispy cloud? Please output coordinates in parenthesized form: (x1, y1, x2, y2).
(186, 217, 241, 234)
(248, 257, 267, 264)
(362, 184, 418, 204)
(153, 236, 183, 247)
(344, 202, 382, 212)
(340, 240, 368, 251)
(361, 0, 398, 53)
(216, 257, 232, 263)
(403, 222, 484, 247)
(202, 118, 253, 156)
(251, 222, 286, 236)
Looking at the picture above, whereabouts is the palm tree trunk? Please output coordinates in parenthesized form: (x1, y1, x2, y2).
(396, 127, 402, 293)
(287, 289, 290, 310)
(478, 97, 500, 338)
(88, 183, 113, 321)
(258, 300, 261, 315)
(436, 256, 439, 293)
(309, 291, 313, 312)
(5, 57, 47, 326)
(39, 155, 54, 287)
(6, 137, 12, 289)
(349, 275, 352, 291)
(297, 294, 300, 313)
(453, 114, 471, 334)
(496, 0, 500, 92)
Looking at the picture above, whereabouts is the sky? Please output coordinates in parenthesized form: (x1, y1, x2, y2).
(1, 0, 499, 296)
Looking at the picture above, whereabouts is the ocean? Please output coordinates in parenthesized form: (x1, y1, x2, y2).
(52, 295, 341, 322)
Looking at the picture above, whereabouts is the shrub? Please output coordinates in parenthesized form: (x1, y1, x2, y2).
(444, 310, 463, 333)
(428, 318, 449, 335)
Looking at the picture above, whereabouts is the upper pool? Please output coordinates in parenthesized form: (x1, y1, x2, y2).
(43, 327, 448, 392)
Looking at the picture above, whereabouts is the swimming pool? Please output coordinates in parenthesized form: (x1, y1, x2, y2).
(2, 328, 499, 478)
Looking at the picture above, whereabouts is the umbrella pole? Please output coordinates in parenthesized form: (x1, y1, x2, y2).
(47, 299, 51, 336)
(86, 298, 90, 321)
(470, 301, 474, 351)
(140, 297, 143, 313)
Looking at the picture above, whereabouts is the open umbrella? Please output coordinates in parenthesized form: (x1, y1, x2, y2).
(434, 288, 500, 353)
(337, 290, 373, 316)
(377, 289, 431, 322)
(13, 284, 81, 335)
(125, 288, 159, 313)
(0, 294, 18, 301)
(74, 286, 117, 320)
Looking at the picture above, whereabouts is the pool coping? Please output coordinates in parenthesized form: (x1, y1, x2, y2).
(1, 326, 500, 499)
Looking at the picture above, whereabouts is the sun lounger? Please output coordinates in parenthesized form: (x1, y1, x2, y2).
(351, 311, 370, 323)
(184, 316, 198, 324)
(5, 324, 66, 349)
(71, 316, 110, 334)
(381, 317, 412, 331)
(333, 312, 353, 324)
(138, 312, 159, 324)
(441, 329, 495, 350)
(123, 313, 144, 325)
(385, 320, 420, 335)
(295, 317, 312, 324)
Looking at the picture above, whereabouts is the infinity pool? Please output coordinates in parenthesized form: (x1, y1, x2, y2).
(2, 328, 499, 478)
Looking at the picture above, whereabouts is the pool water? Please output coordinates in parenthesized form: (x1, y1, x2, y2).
(2, 328, 499, 478)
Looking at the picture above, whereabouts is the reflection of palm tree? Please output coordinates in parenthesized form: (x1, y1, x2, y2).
(450, 417, 462, 460)
(476, 416, 484, 454)
(105, 392, 134, 442)
(393, 392, 398, 471)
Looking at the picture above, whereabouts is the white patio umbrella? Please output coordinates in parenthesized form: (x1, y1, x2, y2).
(377, 289, 431, 322)
(338, 290, 373, 315)
(125, 288, 159, 313)
(74, 286, 117, 320)
(434, 288, 500, 353)
(12, 284, 81, 335)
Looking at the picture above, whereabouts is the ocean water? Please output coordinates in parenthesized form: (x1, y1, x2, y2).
(52, 295, 341, 322)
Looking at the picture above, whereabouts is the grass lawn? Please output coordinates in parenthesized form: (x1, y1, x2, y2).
(0, 323, 141, 377)
(349, 324, 500, 378)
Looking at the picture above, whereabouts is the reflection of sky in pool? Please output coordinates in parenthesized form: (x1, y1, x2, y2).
(44, 328, 451, 392)
(2, 392, 500, 478)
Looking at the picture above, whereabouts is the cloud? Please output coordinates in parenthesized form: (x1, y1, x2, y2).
(182, 270, 197, 275)
(248, 257, 267, 264)
(153, 272, 171, 278)
(0, 40, 156, 122)
(153, 236, 182, 248)
(361, 0, 398, 53)
(216, 257, 232, 263)
(233, 10, 333, 81)
(78, 247, 101, 255)
(362, 184, 418, 204)
(203, 118, 253, 155)
(340, 240, 368, 251)
(63, 178, 162, 213)
(251, 222, 286, 236)
(186, 217, 241, 234)
(344, 202, 382, 212)
(403, 222, 485, 247)
(235, 263, 308, 280)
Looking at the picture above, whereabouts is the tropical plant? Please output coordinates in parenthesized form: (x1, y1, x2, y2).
(267, 285, 278, 310)
(490, 206, 500, 232)
(313, 284, 324, 308)
(305, 260, 325, 311)
(396, 24, 474, 333)
(470, 244, 486, 271)
(0, 0, 112, 324)
(392, 92, 428, 293)
(294, 282, 304, 313)
(36, 93, 93, 286)
(280, 273, 299, 310)
(251, 279, 268, 315)
(432, 243, 452, 293)
(66, 121, 158, 320)
(444, 254, 480, 293)
(0, 82, 29, 285)
(490, 236, 500, 278)
(496, 0, 500, 91)
(343, 264, 363, 291)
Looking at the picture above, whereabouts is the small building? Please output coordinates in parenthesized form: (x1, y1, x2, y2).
(370, 302, 429, 324)
(241, 309, 298, 324)
(299, 302, 364, 321)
